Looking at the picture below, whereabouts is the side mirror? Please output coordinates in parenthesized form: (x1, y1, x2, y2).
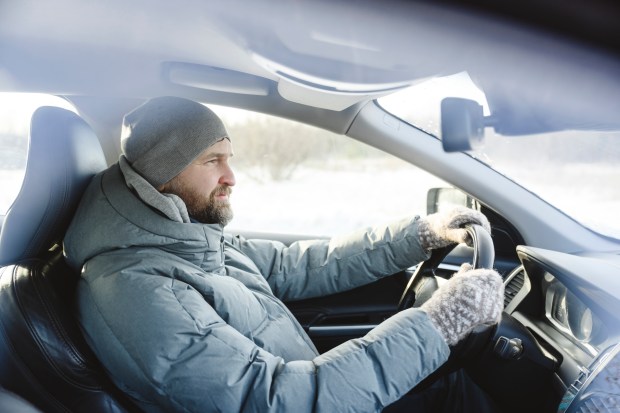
(427, 187, 477, 214)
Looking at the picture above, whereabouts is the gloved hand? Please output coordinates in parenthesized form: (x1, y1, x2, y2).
(420, 263, 504, 346)
(418, 206, 491, 251)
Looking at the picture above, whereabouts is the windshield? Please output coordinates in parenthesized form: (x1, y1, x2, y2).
(379, 73, 620, 240)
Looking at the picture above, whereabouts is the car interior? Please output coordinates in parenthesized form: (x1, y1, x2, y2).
(1, 1, 620, 412)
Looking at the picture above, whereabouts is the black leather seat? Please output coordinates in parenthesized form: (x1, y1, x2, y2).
(0, 106, 140, 412)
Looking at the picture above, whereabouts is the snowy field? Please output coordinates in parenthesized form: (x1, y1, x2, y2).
(229, 165, 446, 236)
(231, 162, 620, 239)
(492, 161, 620, 240)
(1, 161, 618, 239)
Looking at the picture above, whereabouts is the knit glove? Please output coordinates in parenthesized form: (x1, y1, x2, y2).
(420, 263, 504, 346)
(418, 206, 491, 250)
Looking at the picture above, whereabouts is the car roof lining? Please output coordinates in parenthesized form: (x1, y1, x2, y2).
(2, 0, 620, 139)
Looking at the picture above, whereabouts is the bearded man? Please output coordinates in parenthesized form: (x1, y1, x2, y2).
(64, 96, 504, 413)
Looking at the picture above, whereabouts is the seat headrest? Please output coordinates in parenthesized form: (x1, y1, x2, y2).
(0, 106, 107, 265)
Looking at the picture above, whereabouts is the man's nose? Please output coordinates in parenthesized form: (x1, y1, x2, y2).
(220, 164, 236, 186)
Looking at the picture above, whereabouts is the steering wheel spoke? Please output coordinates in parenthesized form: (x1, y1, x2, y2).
(398, 224, 494, 311)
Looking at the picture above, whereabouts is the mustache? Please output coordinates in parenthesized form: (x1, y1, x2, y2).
(212, 185, 232, 197)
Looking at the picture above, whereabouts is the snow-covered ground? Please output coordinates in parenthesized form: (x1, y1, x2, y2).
(230, 160, 620, 240)
(229, 165, 446, 237)
(1, 160, 618, 240)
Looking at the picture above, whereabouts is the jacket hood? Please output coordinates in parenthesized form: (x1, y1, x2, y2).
(63, 162, 224, 272)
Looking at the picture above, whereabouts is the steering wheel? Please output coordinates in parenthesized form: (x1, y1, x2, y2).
(400, 224, 559, 404)
(398, 224, 498, 389)
(397, 224, 495, 311)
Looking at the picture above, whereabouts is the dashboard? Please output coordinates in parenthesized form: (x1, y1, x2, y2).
(502, 246, 620, 412)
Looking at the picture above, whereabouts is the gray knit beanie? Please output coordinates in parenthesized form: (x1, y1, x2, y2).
(121, 96, 229, 188)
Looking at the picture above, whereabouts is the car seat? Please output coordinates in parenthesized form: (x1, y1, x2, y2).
(0, 386, 43, 413)
(0, 106, 141, 412)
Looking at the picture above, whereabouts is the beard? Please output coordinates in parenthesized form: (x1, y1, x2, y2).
(163, 178, 233, 226)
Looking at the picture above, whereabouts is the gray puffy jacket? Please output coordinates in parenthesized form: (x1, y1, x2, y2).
(63, 163, 449, 413)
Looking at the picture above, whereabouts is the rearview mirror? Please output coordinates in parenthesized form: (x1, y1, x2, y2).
(426, 187, 477, 214)
(441, 97, 488, 152)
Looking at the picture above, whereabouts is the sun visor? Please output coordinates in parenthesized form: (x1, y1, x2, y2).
(164, 63, 271, 96)
(277, 77, 400, 111)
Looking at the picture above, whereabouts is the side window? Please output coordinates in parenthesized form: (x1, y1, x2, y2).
(0, 93, 76, 214)
(211, 106, 448, 236)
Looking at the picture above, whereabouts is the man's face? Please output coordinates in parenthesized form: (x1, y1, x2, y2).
(161, 139, 236, 226)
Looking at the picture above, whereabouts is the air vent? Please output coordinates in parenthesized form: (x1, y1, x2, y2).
(504, 269, 525, 308)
